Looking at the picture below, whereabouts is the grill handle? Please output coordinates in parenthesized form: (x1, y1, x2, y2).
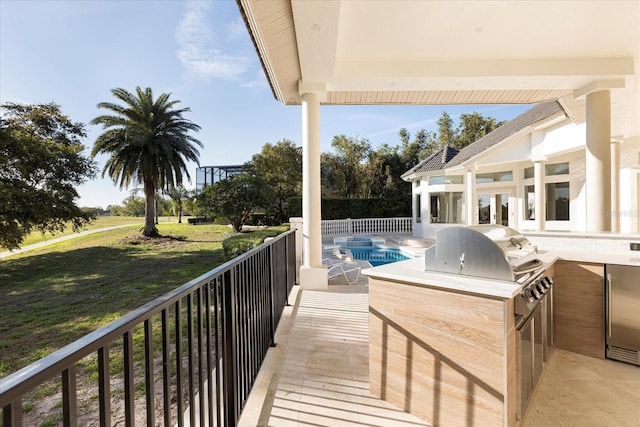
(607, 273, 612, 338)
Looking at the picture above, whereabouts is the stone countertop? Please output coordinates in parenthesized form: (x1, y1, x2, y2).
(362, 257, 529, 299)
(363, 249, 639, 300)
(545, 250, 640, 267)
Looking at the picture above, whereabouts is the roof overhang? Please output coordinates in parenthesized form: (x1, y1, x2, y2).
(237, 0, 639, 138)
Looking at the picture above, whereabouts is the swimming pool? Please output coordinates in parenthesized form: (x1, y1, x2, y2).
(347, 246, 411, 266)
(334, 237, 412, 266)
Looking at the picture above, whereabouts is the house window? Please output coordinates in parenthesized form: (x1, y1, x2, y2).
(429, 176, 444, 185)
(428, 175, 464, 185)
(546, 182, 570, 220)
(545, 162, 569, 176)
(415, 194, 422, 223)
(476, 171, 513, 183)
(524, 167, 534, 179)
(430, 192, 464, 224)
(525, 185, 535, 220)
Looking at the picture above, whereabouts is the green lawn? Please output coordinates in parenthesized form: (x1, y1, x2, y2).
(10, 215, 186, 248)
(0, 222, 288, 379)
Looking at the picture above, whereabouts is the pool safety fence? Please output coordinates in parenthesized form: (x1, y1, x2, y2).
(321, 217, 412, 237)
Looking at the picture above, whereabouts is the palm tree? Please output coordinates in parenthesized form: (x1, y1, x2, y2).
(91, 87, 202, 237)
(167, 185, 190, 223)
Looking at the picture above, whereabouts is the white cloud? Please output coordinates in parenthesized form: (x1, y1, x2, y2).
(175, 1, 252, 81)
(226, 17, 247, 41)
(240, 69, 268, 90)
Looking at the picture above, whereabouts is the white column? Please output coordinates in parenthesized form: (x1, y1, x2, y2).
(610, 140, 620, 233)
(466, 169, 475, 225)
(299, 91, 327, 290)
(585, 90, 612, 232)
(534, 161, 545, 231)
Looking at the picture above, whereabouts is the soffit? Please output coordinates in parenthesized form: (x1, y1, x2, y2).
(238, 0, 639, 135)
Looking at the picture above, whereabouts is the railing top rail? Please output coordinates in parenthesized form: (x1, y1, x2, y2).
(0, 229, 296, 406)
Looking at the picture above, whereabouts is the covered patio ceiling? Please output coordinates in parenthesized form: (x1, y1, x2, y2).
(238, 0, 639, 138)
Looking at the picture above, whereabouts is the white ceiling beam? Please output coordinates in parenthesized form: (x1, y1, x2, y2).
(574, 79, 627, 99)
(325, 76, 616, 92)
(291, 0, 341, 84)
(334, 58, 635, 79)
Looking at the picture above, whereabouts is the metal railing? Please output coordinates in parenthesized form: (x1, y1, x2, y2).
(0, 230, 297, 427)
(321, 217, 412, 237)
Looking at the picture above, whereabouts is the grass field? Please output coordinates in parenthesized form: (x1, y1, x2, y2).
(0, 222, 287, 379)
(10, 215, 183, 248)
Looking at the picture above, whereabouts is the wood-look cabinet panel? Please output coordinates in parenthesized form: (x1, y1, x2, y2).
(553, 261, 605, 359)
(369, 278, 516, 427)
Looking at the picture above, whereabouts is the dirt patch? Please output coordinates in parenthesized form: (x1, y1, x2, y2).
(117, 235, 188, 249)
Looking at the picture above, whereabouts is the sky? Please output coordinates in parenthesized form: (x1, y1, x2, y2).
(0, 0, 532, 209)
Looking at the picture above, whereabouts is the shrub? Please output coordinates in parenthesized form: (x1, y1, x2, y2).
(221, 227, 287, 260)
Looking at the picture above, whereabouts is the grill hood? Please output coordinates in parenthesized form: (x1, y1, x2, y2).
(424, 225, 541, 282)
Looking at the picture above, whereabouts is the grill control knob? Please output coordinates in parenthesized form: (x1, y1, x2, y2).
(536, 282, 546, 294)
(543, 276, 554, 287)
(530, 287, 542, 300)
(539, 278, 549, 289)
(524, 291, 535, 303)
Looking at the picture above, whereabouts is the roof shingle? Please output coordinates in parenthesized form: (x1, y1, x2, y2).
(402, 101, 565, 180)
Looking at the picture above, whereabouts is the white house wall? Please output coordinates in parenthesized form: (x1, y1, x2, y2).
(539, 122, 586, 157)
(476, 134, 532, 166)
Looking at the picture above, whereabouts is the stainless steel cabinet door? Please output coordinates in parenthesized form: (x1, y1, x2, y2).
(607, 264, 640, 350)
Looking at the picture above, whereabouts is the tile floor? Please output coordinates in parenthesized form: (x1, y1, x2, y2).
(240, 275, 640, 427)
(522, 348, 640, 427)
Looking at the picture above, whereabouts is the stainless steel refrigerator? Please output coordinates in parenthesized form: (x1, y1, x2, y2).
(606, 264, 640, 365)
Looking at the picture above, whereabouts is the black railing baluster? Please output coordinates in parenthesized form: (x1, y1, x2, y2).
(238, 263, 246, 409)
(197, 287, 205, 426)
(123, 331, 134, 427)
(213, 278, 222, 427)
(98, 346, 110, 427)
(62, 365, 77, 427)
(144, 319, 155, 426)
(161, 309, 171, 427)
(252, 254, 259, 378)
(186, 292, 196, 427)
(269, 244, 276, 348)
(223, 268, 238, 426)
(3, 399, 23, 426)
(205, 282, 214, 427)
(175, 300, 184, 427)
(241, 263, 248, 405)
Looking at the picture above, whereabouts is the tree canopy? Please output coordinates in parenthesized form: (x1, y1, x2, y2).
(0, 102, 97, 250)
(246, 139, 301, 224)
(319, 110, 504, 199)
(91, 87, 202, 237)
(321, 135, 371, 198)
(196, 173, 264, 232)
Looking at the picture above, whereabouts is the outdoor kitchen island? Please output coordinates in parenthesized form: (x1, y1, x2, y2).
(363, 250, 558, 427)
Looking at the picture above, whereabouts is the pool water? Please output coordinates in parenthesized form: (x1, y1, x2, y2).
(347, 246, 410, 266)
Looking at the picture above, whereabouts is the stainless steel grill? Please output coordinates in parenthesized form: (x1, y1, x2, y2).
(424, 224, 555, 419)
(424, 225, 552, 317)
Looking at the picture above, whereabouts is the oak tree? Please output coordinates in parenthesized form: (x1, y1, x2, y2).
(0, 103, 97, 250)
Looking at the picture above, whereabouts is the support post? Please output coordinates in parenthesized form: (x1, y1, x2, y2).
(300, 91, 327, 290)
(534, 161, 545, 231)
(585, 90, 612, 231)
(466, 169, 475, 225)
